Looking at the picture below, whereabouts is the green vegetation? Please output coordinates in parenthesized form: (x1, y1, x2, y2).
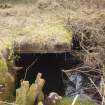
(0, 56, 8, 84)
(57, 97, 97, 105)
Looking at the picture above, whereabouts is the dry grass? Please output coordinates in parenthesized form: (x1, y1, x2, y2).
(0, 0, 105, 104)
(0, 0, 105, 8)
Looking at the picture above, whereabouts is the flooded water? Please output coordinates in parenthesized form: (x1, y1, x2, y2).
(62, 70, 101, 101)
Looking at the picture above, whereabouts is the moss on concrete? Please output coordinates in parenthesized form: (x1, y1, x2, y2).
(14, 20, 72, 53)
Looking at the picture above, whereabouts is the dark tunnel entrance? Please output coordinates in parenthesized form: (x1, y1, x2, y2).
(15, 53, 81, 95)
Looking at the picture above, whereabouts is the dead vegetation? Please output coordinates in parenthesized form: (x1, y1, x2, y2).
(0, 0, 105, 105)
(63, 8, 105, 105)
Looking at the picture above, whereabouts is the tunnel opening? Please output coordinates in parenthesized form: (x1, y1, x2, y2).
(15, 53, 81, 95)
